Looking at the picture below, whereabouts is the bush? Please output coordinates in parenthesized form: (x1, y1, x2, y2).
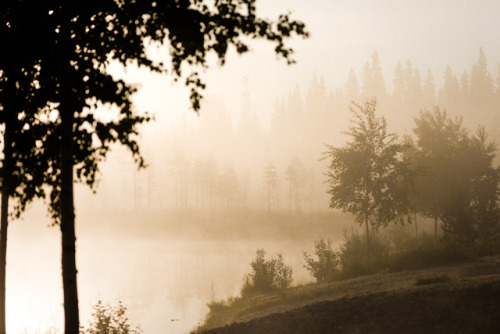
(303, 239, 339, 282)
(338, 229, 390, 278)
(80, 299, 142, 334)
(473, 234, 500, 257)
(207, 296, 240, 313)
(241, 249, 293, 296)
(389, 233, 470, 271)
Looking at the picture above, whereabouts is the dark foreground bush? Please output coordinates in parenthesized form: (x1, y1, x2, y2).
(241, 249, 293, 296)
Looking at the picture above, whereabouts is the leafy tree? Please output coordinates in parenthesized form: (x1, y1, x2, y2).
(400, 135, 420, 239)
(0, 7, 64, 332)
(1, 1, 308, 333)
(411, 109, 468, 245)
(468, 129, 500, 240)
(0, 68, 46, 334)
(303, 239, 339, 282)
(412, 109, 500, 246)
(440, 128, 500, 245)
(323, 99, 410, 269)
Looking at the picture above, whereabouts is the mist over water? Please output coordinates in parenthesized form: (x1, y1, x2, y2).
(7, 203, 346, 333)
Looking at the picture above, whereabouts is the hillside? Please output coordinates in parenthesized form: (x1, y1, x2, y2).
(195, 255, 500, 333)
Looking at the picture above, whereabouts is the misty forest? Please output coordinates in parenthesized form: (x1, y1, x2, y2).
(1, 1, 500, 334)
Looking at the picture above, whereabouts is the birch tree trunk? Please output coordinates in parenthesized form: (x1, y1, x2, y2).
(60, 105, 79, 334)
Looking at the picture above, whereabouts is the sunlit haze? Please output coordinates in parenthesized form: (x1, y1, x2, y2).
(6, 1, 500, 333)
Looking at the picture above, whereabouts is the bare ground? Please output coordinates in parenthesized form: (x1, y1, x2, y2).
(196, 255, 500, 333)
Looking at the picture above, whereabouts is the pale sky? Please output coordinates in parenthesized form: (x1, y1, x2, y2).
(118, 0, 500, 130)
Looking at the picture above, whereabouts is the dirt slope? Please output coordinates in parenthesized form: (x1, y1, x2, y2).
(198, 256, 500, 333)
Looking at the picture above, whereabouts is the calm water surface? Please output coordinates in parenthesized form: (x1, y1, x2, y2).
(7, 210, 340, 333)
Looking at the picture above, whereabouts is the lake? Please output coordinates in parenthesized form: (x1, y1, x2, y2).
(6, 208, 350, 333)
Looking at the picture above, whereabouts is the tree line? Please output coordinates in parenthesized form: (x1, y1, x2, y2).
(163, 152, 316, 215)
(137, 49, 500, 217)
(324, 99, 500, 268)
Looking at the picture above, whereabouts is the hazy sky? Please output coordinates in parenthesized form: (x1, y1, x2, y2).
(117, 0, 500, 130)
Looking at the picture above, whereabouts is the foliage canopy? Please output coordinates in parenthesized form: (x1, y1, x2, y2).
(323, 99, 410, 229)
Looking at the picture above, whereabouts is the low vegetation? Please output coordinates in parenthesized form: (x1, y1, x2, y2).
(195, 220, 500, 332)
(195, 252, 500, 333)
(303, 239, 339, 282)
(241, 249, 293, 296)
(79, 299, 142, 334)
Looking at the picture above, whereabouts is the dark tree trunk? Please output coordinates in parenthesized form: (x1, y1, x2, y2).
(0, 188, 8, 334)
(0, 106, 15, 334)
(60, 108, 79, 333)
(0, 124, 11, 334)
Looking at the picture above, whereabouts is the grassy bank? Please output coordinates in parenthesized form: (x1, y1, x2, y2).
(193, 255, 500, 333)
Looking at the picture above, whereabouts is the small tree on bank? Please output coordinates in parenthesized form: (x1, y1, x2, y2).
(241, 249, 293, 295)
(323, 99, 410, 270)
(303, 239, 339, 282)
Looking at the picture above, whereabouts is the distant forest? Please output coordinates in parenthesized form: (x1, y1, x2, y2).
(90, 49, 500, 214)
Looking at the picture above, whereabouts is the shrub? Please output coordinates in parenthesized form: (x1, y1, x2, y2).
(384, 223, 416, 255)
(80, 299, 142, 334)
(338, 229, 390, 278)
(473, 234, 500, 257)
(207, 296, 240, 313)
(241, 249, 293, 295)
(389, 233, 470, 271)
(303, 239, 339, 282)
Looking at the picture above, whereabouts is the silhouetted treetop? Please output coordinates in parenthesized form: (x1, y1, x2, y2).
(1, 1, 309, 110)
